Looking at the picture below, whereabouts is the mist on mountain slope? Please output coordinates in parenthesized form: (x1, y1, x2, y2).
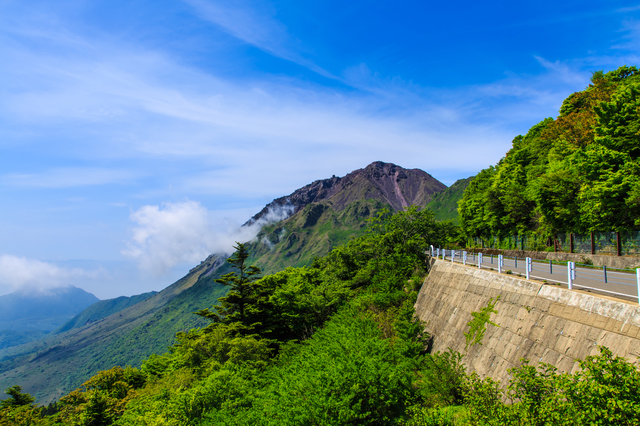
(122, 200, 295, 275)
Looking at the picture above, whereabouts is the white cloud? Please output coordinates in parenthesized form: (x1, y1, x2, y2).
(1, 5, 614, 196)
(616, 5, 640, 13)
(0, 254, 94, 294)
(1, 167, 140, 188)
(122, 200, 293, 274)
(183, 0, 333, 77)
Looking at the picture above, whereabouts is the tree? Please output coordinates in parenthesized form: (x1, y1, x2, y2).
(196, 242, 264, 332)
(459, 166, 498, 239)
(594, 81, 640, 159)
(0, 386, 34, 409)
(575, 146, 640, 231)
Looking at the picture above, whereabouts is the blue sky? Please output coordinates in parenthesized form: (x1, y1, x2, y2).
(1, 0, 639, 298)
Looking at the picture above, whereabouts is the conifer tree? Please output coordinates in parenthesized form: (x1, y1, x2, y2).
(195, 242, 264, 332)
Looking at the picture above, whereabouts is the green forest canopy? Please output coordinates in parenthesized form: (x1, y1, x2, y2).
(459, 65, 640, 240)
(2, 207, 639, 425)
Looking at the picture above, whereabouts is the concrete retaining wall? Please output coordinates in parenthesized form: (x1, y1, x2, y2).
(415, 260, 640, 385)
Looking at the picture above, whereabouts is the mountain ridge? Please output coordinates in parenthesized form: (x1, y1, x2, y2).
(0, 161, 447, 403)
(0, 287, 99, 351)
(248, 161, 445, 224)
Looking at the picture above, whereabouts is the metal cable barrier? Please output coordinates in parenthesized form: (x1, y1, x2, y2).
(430, 246, 640, 303)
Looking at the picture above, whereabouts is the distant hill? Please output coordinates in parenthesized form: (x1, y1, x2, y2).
(0, 161, 446, 403)
(0, 287, 99, 351)
(425, 176, 474, 222)
(55, 291, 158, 334)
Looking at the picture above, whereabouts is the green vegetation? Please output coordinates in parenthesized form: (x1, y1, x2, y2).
(464, 296, 499, 351)
(2, 206, 638, 425)
(464, 347, 640, 425)
(55, 292, 158, 334)
(0, 261, 229, 404)
(426, 176, 474, 222)
(459, 65, 640, 240)
(0, 199, 414, 404)
(246, 198, 389, 273)
(0, 287, 100, 351)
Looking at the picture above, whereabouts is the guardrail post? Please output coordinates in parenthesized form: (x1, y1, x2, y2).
(498, 254, 503, 273)
(604, 265, 607, 283)
(526, 257, 531, 280)
(478, 252, 483, 269)
(463, 251, 467, 265)
(451, 250, 455, 263)
(430, 245, 434, 257)
(637, 269, 640, 305)
(443, 249, 446, 260)
(568, 261, 574, 290)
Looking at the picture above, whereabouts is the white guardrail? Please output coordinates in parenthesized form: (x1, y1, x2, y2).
(429, 246, 640, 304)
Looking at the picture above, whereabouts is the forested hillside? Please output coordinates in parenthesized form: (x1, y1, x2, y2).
(459, 66, 640, 240)
(425, 177, 474, 222)
(0, 162, 445, 404)
(55, 292, 158, 334)
(2, 207, 639, 425)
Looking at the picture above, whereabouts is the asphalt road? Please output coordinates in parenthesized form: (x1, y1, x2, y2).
(438, 250, 640, 303)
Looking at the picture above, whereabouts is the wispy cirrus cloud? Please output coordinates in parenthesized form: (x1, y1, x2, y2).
(182, 0, 335, 78)
(616, 5, 640, 13)
(1, 167, 140, 188)
(0, 11, 528, 191)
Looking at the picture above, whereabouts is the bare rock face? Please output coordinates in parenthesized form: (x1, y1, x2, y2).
(247, 161, 446, 224)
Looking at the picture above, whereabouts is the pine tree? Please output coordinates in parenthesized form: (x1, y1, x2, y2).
(195, 242, 264, 332)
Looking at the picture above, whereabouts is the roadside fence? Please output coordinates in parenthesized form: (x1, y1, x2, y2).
(467, 231, 640, 256)
(430, 246, 640, 304)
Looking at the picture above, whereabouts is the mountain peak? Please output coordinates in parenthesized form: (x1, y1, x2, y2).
(247, 162, 445, 224)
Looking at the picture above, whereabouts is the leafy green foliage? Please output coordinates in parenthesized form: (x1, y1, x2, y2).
(0, 386, 35, 409)
(459, 65, 640, 238)
(209, 307, 419, 425)
(9, 206, 640, 426)
(464, 296, 499, 350)
(464, 347, 640, 426)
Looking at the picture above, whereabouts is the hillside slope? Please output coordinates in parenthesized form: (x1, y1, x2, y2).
(0, 161, 446, 403)
(54, 291, 158, 334)
(0, 287, 99, 351)
(425, 176, 474, 222)
(0, 256, 226, 402)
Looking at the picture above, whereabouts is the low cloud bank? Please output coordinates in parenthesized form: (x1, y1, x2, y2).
(123, 200, 293, 275)
(0, 255, 95, 294)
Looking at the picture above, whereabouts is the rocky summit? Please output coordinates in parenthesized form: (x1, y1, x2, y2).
(248, 161, 445, 224)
